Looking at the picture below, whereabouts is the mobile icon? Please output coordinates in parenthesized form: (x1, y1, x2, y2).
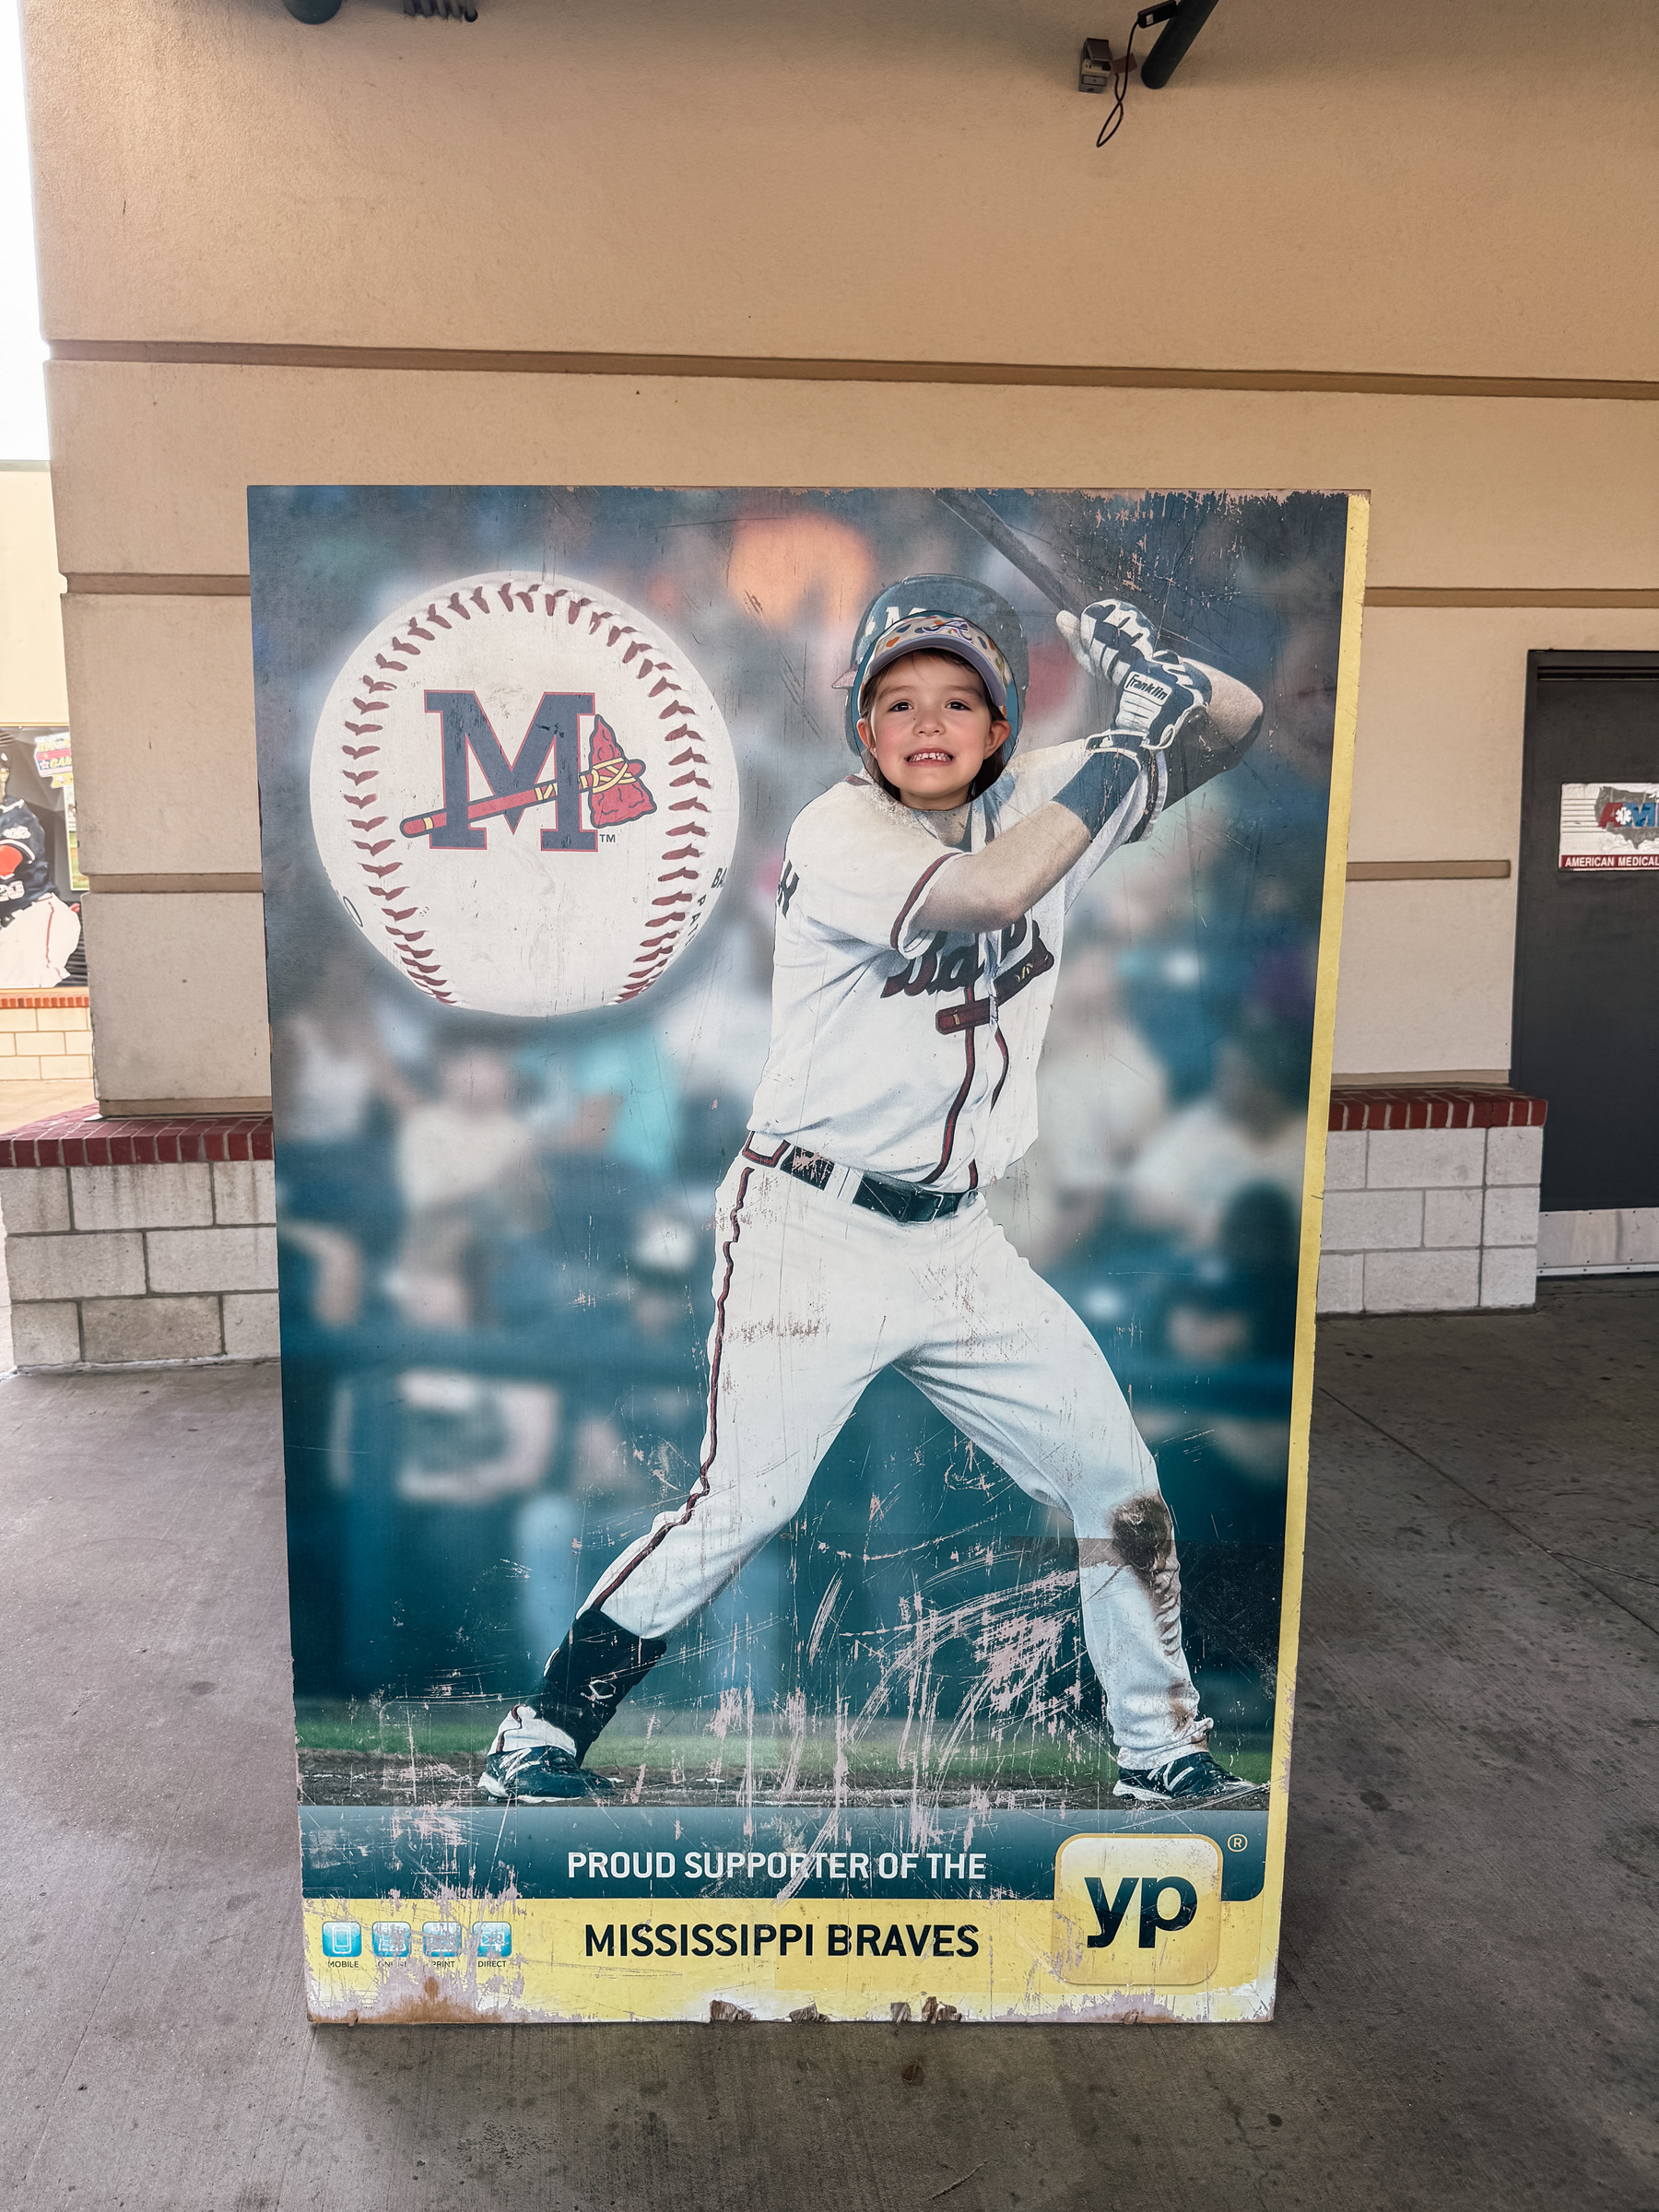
(321, 1921, 362, 1959)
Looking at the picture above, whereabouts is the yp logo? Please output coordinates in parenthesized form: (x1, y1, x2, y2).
(1052, 1834, 1223, 1986)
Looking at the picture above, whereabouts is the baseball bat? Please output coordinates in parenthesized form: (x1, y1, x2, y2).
(933, 489, 1085, 615)
(935, 488, 1214, 664)
(399, 753, 645, 839)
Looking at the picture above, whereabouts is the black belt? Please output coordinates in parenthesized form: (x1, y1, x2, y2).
(743, 1138, 974, 1225)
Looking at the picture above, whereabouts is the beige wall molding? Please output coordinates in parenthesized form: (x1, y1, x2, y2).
(61, 575, 1659, 612)
(1345, 860, 1511, 881)
(88, 873, 263, 893)
(1332, 1069, 1512, 1088)
(97, 863, 1512, 889)
(102, 866, 1503, 890)
(97, 1096, 272, 1117)
(1367, 587, 1659, 608)
(86, 863, 1507, 896)
(65, 574, 253, 596)
(46, 340, 1659, 405)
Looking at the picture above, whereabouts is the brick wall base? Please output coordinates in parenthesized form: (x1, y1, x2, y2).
(1, 1088, 1550, 1370)
(0, 989, 93, 1085)
(0, 1108, 276, 1371)
(1318, 1087, 1547, 1316)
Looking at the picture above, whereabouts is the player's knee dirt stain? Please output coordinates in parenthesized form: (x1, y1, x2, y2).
(1109, 1493, 1174, 1580)
(1110, 1492, 1194, 1696)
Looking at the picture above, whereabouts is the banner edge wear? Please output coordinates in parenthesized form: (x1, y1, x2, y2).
(250, 485, 1358, 2022)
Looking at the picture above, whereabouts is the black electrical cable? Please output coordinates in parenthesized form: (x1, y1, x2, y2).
(1094, 26, 1140, 148)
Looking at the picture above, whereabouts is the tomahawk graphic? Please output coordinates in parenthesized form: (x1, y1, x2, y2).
(401, 713, 654, 839)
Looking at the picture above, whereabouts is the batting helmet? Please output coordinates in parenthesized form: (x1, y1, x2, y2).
(835, 575, 1030, 761)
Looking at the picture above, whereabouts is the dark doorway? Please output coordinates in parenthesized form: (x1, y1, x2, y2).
(1512, 652, 1659, 1213)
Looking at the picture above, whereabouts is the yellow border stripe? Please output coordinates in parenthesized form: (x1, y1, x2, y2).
(1256, 493, 1370, 2009)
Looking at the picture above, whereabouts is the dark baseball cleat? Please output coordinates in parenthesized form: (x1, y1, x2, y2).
(480, 1703, 614, 1802)
(1112, 1750, 1265, 1806)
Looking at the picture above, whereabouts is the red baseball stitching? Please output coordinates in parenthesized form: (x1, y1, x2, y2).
(337, 629, 454, 999)
(336, 576, 722, 1009)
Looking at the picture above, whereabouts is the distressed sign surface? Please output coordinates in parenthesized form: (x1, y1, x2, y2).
(1558, 780, 1659, 870)
(250, 486, 1366, 2024)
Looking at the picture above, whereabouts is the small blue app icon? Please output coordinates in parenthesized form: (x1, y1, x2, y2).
(476, 1922, 512, 1959)
(422, 1921, 463, 1959)
(321, 1920, 362, 1959)
(372, 1922, 412, 1959)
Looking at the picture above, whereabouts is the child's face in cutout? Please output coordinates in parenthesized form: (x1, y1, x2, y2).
(858, 651, 1007, 813)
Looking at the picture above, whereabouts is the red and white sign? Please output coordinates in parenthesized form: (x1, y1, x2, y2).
(1558, 782, 1659, 872)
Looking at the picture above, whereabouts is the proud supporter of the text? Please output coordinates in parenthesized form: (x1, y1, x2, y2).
(567, 1849, 989, 1885)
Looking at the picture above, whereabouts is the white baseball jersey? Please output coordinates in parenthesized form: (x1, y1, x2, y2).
(746, 742, 1147, 1192)
(561, 737, 1214, 1774)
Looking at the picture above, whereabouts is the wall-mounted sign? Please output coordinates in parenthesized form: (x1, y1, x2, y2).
(32, 730, 74, 786)
(250, 484, 1365, 2026)
(1559, 782, 1659, 871)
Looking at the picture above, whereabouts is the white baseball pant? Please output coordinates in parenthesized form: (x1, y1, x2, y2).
(0, 893, 79, 991)
(586, 1148, 1210, 1771)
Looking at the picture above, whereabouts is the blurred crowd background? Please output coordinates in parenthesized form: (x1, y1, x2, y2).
(252, 487, 1347, 1770)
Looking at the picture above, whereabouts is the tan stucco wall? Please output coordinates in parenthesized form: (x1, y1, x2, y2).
(21, 0, 1659, 377)
(17, 0, 1659, 1109)
(0, 464, 67, 727)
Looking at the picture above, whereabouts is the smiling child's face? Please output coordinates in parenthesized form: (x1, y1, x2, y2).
(858, 651, 1008, 813)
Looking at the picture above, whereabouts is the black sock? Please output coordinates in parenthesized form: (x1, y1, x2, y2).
(534, 1607, 667, 1760)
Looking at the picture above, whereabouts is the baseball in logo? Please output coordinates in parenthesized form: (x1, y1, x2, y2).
(309, 571, 740, 1018)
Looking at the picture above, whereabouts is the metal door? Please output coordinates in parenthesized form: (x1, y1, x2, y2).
(1512, 652, 1659, 1212)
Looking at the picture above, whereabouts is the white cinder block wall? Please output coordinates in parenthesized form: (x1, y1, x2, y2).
(0, 994, 93, 1083)
(0, 1158, 278, 1369)
(1318, 1123, 1544, 1315)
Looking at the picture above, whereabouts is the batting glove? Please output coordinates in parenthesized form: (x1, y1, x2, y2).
(1081, 656, 1212, 844)
(1111, 656, 1210, 754)
(1056, 599, 1162, 688)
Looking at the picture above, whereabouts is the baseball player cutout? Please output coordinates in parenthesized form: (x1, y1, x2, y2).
(484, 578, 1268, 1808)
(0, 749, 80, 991)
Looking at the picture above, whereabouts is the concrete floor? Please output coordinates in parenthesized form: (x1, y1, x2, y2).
(0, 1074, 96, 1133)
(0, 1282, 1653, 2211)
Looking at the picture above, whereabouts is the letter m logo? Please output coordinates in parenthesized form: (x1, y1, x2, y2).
(426, 689, 597, 853)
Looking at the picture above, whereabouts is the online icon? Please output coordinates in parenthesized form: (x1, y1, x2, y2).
(372, 1922, 412, 1959)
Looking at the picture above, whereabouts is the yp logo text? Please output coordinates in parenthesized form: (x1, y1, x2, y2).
(1051, 1834, 1223, 1986)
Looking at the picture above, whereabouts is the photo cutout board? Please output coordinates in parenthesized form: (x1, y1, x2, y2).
(249, 486, 1366, 2024)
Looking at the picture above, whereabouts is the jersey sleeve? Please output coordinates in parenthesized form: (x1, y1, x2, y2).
(0, 804, 46, 869)
(0, 803, 53, 912)
(784, 785, 968, 958)
(1002, 742, 1149, 908)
